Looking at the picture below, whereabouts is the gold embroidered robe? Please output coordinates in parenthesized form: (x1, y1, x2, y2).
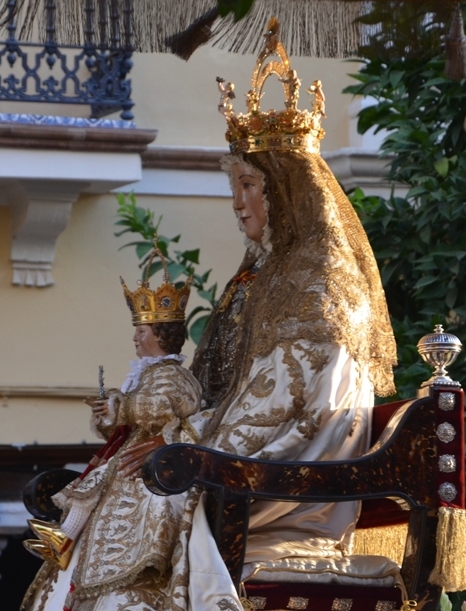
(183, 340, 374, 611)
(22, 360, 201, 611)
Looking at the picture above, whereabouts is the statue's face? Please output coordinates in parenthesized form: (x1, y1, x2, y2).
(133, 324, 164, 358)
(231, 162, 267, 243)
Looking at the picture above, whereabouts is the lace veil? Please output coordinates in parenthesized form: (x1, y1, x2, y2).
(193, 149, 396, 433)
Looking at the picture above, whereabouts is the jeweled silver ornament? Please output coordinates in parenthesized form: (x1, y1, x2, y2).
(439, 482, 457, 503)
(417, 325, 462, 388)
(331, 600, 353, 611)
(249, 597, 267, 610)
(438, 392, 456, 411)
(439, 454, 457, 473)
(287, 597, 309, 610)
(375, 603, 396, 611)
(436, 422, 456, 443)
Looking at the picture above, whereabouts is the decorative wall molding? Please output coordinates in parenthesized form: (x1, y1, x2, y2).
(141, 146, 227, 171)
(0, 444, 102, 469)
(323, 147, 405, 196)
(0, 118, 157, 287)
(0, 385, 98, 399)
(130, 145, 404, 199)
(124, 168, 230, 198)
(0, 114, 136, 129)
(0, 119, 155, 153)
(8, 181, 78, 286)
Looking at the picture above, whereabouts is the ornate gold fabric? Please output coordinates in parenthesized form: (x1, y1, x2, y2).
(429, 506, 466, 591)
(352, 524, 408, 566)
(193, 262, 260, 411)
(23, 361, 202, 611)
(76, 362, 200, 601)
(246, 151, 396, 397)
(194, 150, 396, 445)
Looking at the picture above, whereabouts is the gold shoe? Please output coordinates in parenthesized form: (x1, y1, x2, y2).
(55, 546, 73, 570)
(23, 539, 55, 562)
(28, 518, 72, 553)
(24, 538, 72, 570)
(28, 518, 75, 570)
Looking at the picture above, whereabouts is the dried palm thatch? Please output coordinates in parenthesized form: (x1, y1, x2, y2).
(0, 0, 461, 62)
(0, 0, 362, 56)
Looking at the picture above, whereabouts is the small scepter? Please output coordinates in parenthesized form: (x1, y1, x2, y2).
(98, 365, 113, 427)
(98, 365, 107, 399)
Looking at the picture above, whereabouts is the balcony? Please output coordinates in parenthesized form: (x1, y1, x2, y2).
(0, 0, 156, 286)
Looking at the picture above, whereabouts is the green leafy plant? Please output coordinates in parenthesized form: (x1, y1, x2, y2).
(114, 193, 216, 344)
(345, 42, 466, 398)
(354, 2, 454, 63)
(217, 0, 254, 21)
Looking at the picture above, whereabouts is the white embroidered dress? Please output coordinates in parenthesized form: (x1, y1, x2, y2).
(24, 356, 201, 611)
(183, 343, 373, 611)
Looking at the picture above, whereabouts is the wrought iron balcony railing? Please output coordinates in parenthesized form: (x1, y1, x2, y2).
(0, 0, 135, 120)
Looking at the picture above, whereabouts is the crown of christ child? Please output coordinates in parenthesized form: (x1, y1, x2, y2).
(120, 237, 192, 325)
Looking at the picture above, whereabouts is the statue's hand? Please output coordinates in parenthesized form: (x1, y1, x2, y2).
(85, 396, 110, 418)
(118, 437, 166, 479)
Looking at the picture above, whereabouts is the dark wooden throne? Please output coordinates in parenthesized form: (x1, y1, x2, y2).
(140, 385, 465, 611)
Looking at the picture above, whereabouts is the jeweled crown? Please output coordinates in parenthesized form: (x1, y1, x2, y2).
(217, 17, 326, 155)
(120, 238, 192, 325)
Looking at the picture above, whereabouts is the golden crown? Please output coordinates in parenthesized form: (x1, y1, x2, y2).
(217, 17, 326, 155)
(120, 238, 192, 325)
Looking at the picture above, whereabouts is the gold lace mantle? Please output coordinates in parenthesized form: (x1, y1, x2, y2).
(194, 150, 396, 436)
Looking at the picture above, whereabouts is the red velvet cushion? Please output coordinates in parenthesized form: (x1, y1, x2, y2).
(370, 399, 411, 446)
(357, 498, 408, 529)
(357, 399, 413, 529)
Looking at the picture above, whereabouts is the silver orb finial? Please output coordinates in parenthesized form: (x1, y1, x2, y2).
(417, 324, 462, 388)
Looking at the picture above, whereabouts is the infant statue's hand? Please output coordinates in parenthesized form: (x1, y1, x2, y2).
(84, 396, 110, 417)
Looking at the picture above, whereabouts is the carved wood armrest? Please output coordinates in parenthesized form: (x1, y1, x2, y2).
(141, 397, 437, 590)
(23, 468, 80, 521)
